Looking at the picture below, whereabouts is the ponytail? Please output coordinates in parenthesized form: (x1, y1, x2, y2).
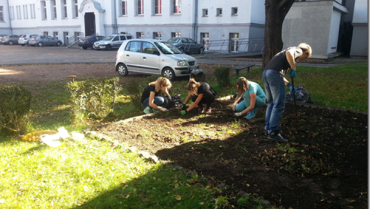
(187, 78, 201, 95)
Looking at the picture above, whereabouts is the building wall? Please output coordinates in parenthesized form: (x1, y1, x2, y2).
(0, 0, 11, 34)
(350, 0, 368, 56)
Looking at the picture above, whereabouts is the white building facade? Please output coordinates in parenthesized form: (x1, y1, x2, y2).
(0, 0, 265, 53)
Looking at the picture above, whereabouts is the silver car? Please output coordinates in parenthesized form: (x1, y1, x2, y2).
(28, 35, 63, 47)
(2, 35, 21, 45)
(18, 34, 39, 46)
(115, 39, 199, 81)
(93, 34, 133, 50)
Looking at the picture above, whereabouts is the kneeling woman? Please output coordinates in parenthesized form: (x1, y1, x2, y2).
(233, 77, 266, 119)
(141, 77, 172, 114)
(181, 78, 217, 115)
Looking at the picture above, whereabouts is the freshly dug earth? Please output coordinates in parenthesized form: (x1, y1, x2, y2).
(94, 99, 368, 209)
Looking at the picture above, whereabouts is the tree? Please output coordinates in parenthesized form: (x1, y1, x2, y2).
(262, 0, 295, 68)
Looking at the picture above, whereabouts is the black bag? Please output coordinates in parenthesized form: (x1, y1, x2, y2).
(167, 94, 184, 109)
(285, 84, 313, 104)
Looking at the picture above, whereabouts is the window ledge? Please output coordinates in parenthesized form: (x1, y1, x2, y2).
(216, 15, 223, 17)
(171, 13, 181, 16)
(135, 14, 144, 17)
(152, 14, 162, 16)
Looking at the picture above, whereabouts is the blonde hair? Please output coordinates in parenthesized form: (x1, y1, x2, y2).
(187, 78, 201, 96)
(298, 43, 312, 58)
(236, 77, 249, 96)
(149, 77, 172, 92)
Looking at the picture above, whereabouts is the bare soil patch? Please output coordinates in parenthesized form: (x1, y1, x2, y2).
(94, 99, 368, 209)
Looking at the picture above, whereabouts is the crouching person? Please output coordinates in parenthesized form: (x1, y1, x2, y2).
(181, 78, 217, 115)
(233, 77, 266, 119)
(141, 77, 172, 114)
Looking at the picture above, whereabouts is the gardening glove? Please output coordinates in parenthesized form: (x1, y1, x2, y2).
(181, 105, 188, 110)
(234, 112, 242, 117)
(181, 110, 187, 116)
(287, 83, 296, 93)
(232, 104, 236, 111)
(290, 70, 296, 78)
(158, 107, 169, 112)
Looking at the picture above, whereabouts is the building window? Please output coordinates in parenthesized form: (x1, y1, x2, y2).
(154, 0, 161, 15)
(44, 31, 49, 36)
(121, 0, 127, 15)
(10, 6, 14, 20)
(136, 32, 144, 39)
(53, 32, 59, 39)
(51, 0, 57, 19)
(23, 5, 28, 19)
(41, 1, 47, 20)
(32, 4, 36, 19)
(17, 5, 22, 19)
(153, 32, 162, 39)
(171, 32, 181, 38)
(201, 33, 209, 51)
(0, 6, 3, 21)
(216, 8, 222, 16)
(231, 7, 238, 15)
(120, 32, 128, 34)
(202, 9, 208, 17)
(136, 0, 144, 15)
(72, 0, 78, 18)
(62, 0, 67, 18)
(171, 0, 181, 14)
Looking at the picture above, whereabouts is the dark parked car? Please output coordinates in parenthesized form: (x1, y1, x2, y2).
(167, 37, 204, 54)
(2, 35, 21, 45)
(28, 35, 63, 47)
(78, 35, 105, 49)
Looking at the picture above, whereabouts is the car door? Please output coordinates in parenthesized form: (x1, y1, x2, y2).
(140, 41, 160, 75)
(123, 41, 142, 72)
(46, 36, 54, 45)
(187, 38, 199, 53)
(111, 36, 120, 48)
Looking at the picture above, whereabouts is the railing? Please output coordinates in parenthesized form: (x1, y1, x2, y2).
(66, 32, 85, 48)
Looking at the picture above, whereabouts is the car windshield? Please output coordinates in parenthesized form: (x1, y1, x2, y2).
(167, 38, 181, 43)
(154, 42, 182, 54)
(102, 36, 114, 40)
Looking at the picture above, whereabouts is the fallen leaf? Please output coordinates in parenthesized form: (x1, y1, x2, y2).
(175, 195, 181, 200)
(125, 195, 130, 198)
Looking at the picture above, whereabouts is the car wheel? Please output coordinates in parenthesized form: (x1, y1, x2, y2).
(106, 45, 112, 50)
(21, 44, 25, 46)
(198, 47, 204, 54)
(56, 42, 62, 46)
(162, 67, 176, 81)
(81, 47, 87, 50)
(9, 41, 13, 45)
(116, 63, 128, 76)
(38, 42, 43, 47)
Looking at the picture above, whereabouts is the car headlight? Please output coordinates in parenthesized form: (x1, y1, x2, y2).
(177, 61, 188, 66)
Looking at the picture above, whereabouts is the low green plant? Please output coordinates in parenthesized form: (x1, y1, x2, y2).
(123, 75, 161, 108)
(214, 67, 231, 87)
(66, 77, 122, 120)
(0, 85, 32, 135)
(214, 195, 229, 208)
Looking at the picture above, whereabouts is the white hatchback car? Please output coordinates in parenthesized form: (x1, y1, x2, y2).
(115, 39, 199, 80)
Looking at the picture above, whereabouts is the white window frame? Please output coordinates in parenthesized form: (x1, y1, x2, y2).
(51, 0, 57, 19)
(171, 0, 181, 14)
(10, 6, 14, 20)
(136, 32, 144, 39)
(0, 6, 3, 22)
(153, 32, 162, 39)
(41, 1, 47, 20)
(61, 0, 67, 19)
(216, 8, 222, 16)
(202, 9, 208, 17)
(153, 0, 161, 15)
(171, 32, 181, 38)
(72, 0, 78, 18)
(136, 0, 144, 15)
(120, 0, 127, 16)
(231, 7, 238, 16)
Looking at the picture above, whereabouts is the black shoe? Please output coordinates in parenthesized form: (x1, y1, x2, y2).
(268, 131, 288, 142)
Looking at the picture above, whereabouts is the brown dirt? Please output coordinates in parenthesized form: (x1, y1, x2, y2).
(1, 63, 367, 209)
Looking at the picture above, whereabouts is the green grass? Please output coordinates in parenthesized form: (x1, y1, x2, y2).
(0, 61, 367, 208)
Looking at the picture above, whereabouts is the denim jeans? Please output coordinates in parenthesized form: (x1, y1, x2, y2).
(235, 94, 266, 112)
(262, 70, 285, 133)
(141, 96, 169, 108)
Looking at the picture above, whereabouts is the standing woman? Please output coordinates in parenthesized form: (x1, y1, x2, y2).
(263, 43, 312, 142)
(141, 77, 172, 114)
(181, 78, 217, 115)
(233, 77, 266, 119)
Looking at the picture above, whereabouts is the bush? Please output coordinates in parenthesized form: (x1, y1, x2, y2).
(66, 77, 122, 120)
(123, 75, 161, 108)
(214, 67, 231, 87)
(0, 85, 32, 135)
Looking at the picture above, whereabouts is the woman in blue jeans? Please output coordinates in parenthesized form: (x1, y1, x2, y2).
(233, 77, 266, 119)
(263, 43, 312, 142)
(141, 77, 172, 114)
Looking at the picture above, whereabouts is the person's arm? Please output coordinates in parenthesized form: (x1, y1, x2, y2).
(283, 77, 290, 85)
(163, 88, 171, 99)
(186, 94, 204, 111)
(233, 93, 242, 106)
(286, 49, 297, 71)
(239, 93, 256, 115)
(148, 91, 161, 110)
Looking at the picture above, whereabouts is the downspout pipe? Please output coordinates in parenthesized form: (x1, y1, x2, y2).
(192, 0, 198, 41)
(7, 0, 13, 34)
(112, 0, 118, 34)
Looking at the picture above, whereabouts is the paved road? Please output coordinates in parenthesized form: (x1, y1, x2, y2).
(0, 44, 365, 67)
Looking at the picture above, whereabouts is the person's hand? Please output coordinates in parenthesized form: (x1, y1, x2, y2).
(181, 105, 188, 110)
(232, 104, 236, 111)
(181, 110, 187, 116)
(158, 107, 168, 112)
(290, 70, 296, 78)
(234, 112, 242, 117)
(287, 83, 296, 93)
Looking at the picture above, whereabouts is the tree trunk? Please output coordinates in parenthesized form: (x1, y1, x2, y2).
(262, 0, 295, 69)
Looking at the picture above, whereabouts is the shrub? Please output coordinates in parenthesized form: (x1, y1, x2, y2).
(66, 77, 122, 120)
(214, 67, 231, 87)
(123, 75, 161, 108)
(0, 85, 32, 135)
